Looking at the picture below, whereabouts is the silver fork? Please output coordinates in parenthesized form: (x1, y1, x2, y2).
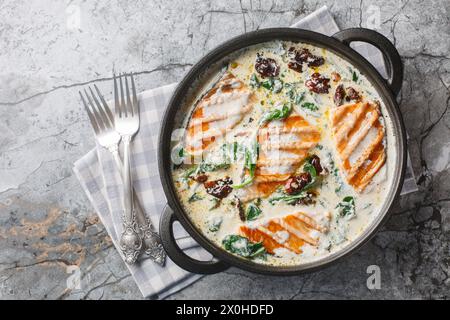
(80, 81, 166, 266)
(114, 73, 168, 266)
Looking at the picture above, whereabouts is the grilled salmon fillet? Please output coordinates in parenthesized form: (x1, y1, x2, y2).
(329, 101, 386, 192)
(240, 212, 328, 254)
(185, 72, 255, 156)
(237, 114, 320, 201)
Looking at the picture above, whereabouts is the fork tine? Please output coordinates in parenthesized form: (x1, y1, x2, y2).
(114, 73, 121, 117)
(130, 73, 139, 116)
(89, 86, 112, 129)
(119, 73, 126, 117)
(94, 84, 114, 125)
(79, 91, 100, 135)
(125, 74, 133, 116)
(84, 88, 106, 131)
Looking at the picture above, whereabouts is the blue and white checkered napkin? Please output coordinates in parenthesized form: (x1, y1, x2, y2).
(73, 5, 417, 299)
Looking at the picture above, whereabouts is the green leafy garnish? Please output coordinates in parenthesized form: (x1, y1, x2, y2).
(222, 235, 266, 259)
(284, 83, 305, 105)
(233, 141, 259, 189)
(184, 160, 230, 181)
(272, 79, 283, 93)
(259, 102, 292, 125)
(261, 78, 274, 90)
(250, 74, 282, 93)
(303, 161, 317, 177)
(249, 74, 260, 88)
(352, 71, 359, 82)
(246, 202, 262, 221)
(188, 193, 203, 203)
(301, 158, 322, 191)
(233, 141, 239, 161)
(209, 198, 221, 210)
(269, 192, 308, 205)
(301, 102, 319, 112)
(208, 217, 223, 232)
(337, 196, 356, 217)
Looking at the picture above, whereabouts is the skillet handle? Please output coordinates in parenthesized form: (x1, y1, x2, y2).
(332, 28, 403, 97)
(159, 205, 229, 274)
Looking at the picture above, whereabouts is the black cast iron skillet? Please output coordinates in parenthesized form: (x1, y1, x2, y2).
(158, 28, 407, 275)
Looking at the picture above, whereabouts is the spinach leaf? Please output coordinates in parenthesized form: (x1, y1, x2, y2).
(198, 162, 230, 173)
(178, 147, 185, 158)
(185, 160, 230, 181)
(182, 166, 198, 180)
(259, 102, 292, 125)
(301, 158, 321, 191)
(272, 79, 283, 93)
(284, 83, 304, 105)
(250, 73, 283, 93)
(209, 198, 221, 210)
(249, 74, 260, 88)
(208, 217, 223, 232)
(337, 196, 356, 217)
(301, 102, 319, 112)
(269, 192, 308, 205)
(188, 192, 203, 203)
(352, 70, 359, 82)
(303, 161, 317, 178)
(246, 202, 262, 221)
(222, 235, 266, 258)
(261, 78, 274, 90)
(233, 141, 238, 161)
(233, 141, 259, 189)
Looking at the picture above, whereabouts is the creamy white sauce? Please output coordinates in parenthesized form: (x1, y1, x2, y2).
(172, 41, 397, 267)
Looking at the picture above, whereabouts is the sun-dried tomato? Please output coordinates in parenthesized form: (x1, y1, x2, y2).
(346, 87, 361, 102)
(204, 177, 233, 199)
(255, 54, 280, 78)
(284, 173, 312, 195)
(334, 84, 346, 106)
(305, 73, 330, 94)
(288, 47, 325, 71)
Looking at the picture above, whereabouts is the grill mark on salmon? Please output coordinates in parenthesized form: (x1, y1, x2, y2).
(239, 212, 327, 254)
(330, 102, 386, 192)
(237, 114, 320, 202)
(185, 72, 255, 156)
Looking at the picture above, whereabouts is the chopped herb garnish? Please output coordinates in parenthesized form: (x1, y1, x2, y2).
(233, 141, 239, 161)
(272, 79, 283, 93)
(188, 192, 203, 203)
(209, 198, 221, 210)
(222, 235, 266, 259)
(284, 83, 305, 105)
(246, 202, 262, 221)
(261, 78, 274, 90)
(337, 196, 355, 217)
(269, 192, 308, 205)
(233, 140, 259, 189)
(249, 73, 260, 88)
(259, 102, 292, 125)
(208, 217, 223, 232)
(301, 102, 319, 112)
(352, 70, 359, 82)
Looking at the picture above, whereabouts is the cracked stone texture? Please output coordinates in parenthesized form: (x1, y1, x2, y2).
(0, 0, 449, 300)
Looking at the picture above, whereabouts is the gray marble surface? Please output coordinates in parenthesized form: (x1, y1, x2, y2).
(0, 0, 449, 300)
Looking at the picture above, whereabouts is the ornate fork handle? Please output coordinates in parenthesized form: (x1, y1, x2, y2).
(111, 146, 166, 266)
(119, 136, 142, 264)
